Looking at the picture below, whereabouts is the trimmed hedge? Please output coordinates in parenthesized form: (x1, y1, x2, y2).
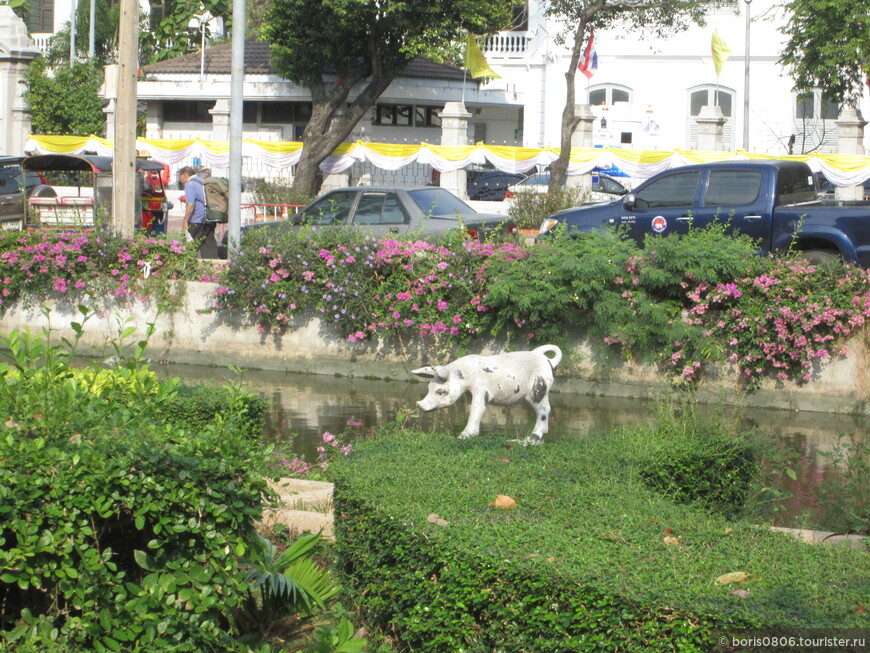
(0, 332, 272, 651)
(333, 428, 869, 652)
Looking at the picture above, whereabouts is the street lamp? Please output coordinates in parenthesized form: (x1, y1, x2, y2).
(743, 0, 751, 150)
(188, 11, 214, 82)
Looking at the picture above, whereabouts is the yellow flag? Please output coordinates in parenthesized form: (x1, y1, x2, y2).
(711, 30, 731, 76)
(465, 33, 501, 79)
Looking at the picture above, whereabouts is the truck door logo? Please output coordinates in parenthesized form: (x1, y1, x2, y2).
(651, 216, 668, 233)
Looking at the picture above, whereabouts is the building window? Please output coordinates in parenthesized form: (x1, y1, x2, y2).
(686, 85, 735, 149)
(26, 0, 54, 33)
(415, 106, 442, 128)
(511, 2, 529, 31)
(689, 87, 733, 118)
(588, 85, 632, 106)
(163, 101, 213, 122)
(795, 91, 838, 120)
(374, 104, 442, 128)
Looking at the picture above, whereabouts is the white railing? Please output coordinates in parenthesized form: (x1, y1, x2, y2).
(484, 32, 530, 59)
(30, 33, 52, 53)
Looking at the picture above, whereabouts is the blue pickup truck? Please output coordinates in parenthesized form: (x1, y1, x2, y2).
(538, 160, 870, 266)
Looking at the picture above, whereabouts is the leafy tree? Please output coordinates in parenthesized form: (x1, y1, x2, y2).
(41, 0, 121, 66)
(142, 0, 231, 63)
(543, 0, 726, 191)
(24, 58, 106, 136)
(262, 0, 513, 197)
(779, 0, 870, 108)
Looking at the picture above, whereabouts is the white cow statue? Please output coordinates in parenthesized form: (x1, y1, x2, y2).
(412, 345, 562, 445)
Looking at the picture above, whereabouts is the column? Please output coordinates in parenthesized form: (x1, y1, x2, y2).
(439, 101, 471, 199)
(834, 106, 867, 202)
(0, 7, 40, 155)
(695, 105, 726, 151)
(565, 104, 596, 191)
(209, 99, 231, 177)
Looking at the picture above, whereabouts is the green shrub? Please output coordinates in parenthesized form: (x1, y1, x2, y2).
(630, 404, 758, 516)
(249, 177, 313, 208)
(507, 185, 589, 231)
(332, 425, 869, 652)
(0, 326, 271, 651)
(159, 382, 269, 440)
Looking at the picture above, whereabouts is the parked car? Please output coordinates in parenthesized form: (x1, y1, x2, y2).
(0, 156, 43, 229)
(504, 171, 629, 203)
(466, 170, 525, 201)
(219, 185, 518, 258)
(538, 160, 870, 266)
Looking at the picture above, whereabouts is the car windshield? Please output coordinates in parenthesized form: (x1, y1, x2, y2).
(521, 173, 549, 186)
(408, 188, 473, 217)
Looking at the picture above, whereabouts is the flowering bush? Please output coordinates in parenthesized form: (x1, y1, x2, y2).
(680, 260, 870, 388)
(0, 228, 204, 309)
(215, 226, 528, 347)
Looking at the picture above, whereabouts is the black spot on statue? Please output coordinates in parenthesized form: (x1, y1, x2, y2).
(484, 391, 491, 405)
(530, 377, 547, 404)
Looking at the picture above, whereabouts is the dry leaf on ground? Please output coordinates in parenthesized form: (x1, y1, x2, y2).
(427, 513, 448, 526)
(489, 495, 517, 510)
(715, 571, 750, 586)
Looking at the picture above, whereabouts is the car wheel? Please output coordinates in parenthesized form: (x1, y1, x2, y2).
(801, 249, 838, 265)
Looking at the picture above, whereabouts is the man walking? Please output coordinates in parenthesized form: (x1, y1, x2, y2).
(179, 166, 218, 259)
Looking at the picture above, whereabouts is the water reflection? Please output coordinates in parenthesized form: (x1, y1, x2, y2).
(158, 363, 867, 532)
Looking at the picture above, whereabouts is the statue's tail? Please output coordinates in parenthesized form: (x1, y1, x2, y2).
(535, 345, 562, 369)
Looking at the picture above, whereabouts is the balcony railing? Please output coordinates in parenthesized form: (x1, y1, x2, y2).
(483, 31, 530, 59)
(31, 33, 52, 53)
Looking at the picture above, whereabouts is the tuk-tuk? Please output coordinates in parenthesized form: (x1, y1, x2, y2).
(19, 154, 173, 233)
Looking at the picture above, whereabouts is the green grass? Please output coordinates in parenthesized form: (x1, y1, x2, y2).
(333, 426, 869, 651)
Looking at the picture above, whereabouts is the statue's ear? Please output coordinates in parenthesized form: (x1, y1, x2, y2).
(433, 366, 451, 381)
(411, 366, 437, 378)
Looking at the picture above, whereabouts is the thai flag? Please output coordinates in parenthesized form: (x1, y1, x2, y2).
(578, 30, 598, 79)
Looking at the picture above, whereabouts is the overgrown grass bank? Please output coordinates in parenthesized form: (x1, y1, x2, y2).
(333, 424, 869, 651)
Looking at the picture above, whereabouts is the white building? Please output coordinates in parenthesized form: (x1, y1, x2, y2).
(12, 0, 870, 175)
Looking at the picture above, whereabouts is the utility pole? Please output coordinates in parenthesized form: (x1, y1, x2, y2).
(227, 0, 245, 257)
(89, 0, 96, 60)
(69, 0, 77, 67)
(113, 0, 138, 237)
(743, 0, 752, 150)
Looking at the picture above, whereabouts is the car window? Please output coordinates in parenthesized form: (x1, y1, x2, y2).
(0, 164, 21, 194)
(301, 191, 356, 224)
(593, 176, 627, 195)
(408, 188, 471, 217)
(705, 170, 762, 206)
(634, 172, 700, 209)
(352, 193, 407, 225)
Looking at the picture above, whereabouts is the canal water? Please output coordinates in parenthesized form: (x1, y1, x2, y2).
(161, 363, 868, 534)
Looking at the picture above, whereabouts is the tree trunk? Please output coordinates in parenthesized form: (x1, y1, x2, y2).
(549, 20, 589, 192)
(291, 74, 395, 198)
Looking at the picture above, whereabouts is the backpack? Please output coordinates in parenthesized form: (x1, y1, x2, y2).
(193, 176, 229, 223)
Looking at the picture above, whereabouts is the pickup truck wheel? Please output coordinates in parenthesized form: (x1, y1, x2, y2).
(801, 249, 837, 265)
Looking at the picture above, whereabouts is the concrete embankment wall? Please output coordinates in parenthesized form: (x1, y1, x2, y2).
(1, 281, 869, 416)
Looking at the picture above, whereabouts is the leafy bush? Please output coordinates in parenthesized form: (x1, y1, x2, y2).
(248, 177, 313, 208)
(159, 381, 269, 441)
(333, 425, 869, 652)
(507, 184, 589, 231)
(681, 257, 870, 388)
(214, 226, 527, 350)
(0, 229, 206, 312)
(0, 325, 270, 651)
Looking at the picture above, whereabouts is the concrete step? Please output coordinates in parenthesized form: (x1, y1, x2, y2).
(262, 477, 335, 539)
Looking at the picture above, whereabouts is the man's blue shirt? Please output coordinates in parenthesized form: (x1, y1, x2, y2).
(185, 175, 208, 224)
